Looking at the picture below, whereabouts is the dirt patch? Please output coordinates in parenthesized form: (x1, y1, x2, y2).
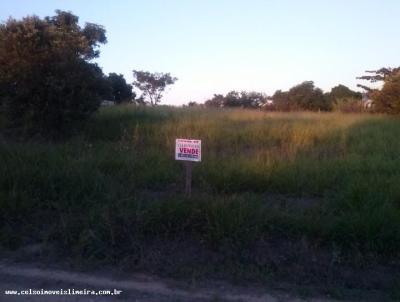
(0, 260, 354, 302)
(3, 236, 398, 301)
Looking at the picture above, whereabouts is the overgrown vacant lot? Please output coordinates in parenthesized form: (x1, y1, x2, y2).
(1, 106, 400, 293)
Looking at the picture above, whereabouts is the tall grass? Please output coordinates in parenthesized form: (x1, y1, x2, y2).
(1, 105, 399, 266)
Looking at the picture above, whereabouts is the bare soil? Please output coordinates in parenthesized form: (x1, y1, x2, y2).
(1, 236, 398, 301)
(0, 260, 352, 302)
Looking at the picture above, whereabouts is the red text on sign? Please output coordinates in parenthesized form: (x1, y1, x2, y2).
(179, 148, 199, 155)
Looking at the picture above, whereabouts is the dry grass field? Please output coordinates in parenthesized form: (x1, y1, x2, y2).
(1, 105, 400, 297)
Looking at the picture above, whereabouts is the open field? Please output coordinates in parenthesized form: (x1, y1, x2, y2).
(1, 106, 400, 297)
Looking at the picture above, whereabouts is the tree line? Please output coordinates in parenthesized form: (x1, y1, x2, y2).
(0, 10, 399, 139)
(201, 70, 400, 113)
(202, 82, 365, 112)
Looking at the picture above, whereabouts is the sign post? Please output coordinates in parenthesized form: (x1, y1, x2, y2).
(175, 139, 201, 198)
(184, 161, 192, 197)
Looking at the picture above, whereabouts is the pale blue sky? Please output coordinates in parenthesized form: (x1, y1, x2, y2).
(1, 1, 399, 105)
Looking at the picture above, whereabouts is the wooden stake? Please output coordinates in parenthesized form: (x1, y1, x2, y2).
(184, 161, 192, 198)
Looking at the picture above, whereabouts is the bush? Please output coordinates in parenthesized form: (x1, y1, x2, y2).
(332, 98, 365, 113)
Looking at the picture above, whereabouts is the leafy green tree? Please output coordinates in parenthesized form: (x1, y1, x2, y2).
(223, 91, 242, 107)
(205, 94, 225, 108)
(329, 84, 362, 101)
(287, 81, 331, 111)
(107, 73, 134, 104)
(272, 90, 290, 111)
(357, 67, 400, 113)
(188, 101, 199, 107)
(326, 84, 362, 112)
(237, 91, 267, 108)
(357, 67, 400, 91)
(204, 91, 267, 108)
(371, 71, 400, 114)
(0, 10, 108, 137)
(272, 82, 331, 111)
(132, 70, 177, 106)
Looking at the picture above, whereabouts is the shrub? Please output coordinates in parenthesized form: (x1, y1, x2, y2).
(332, 98, 364, 113)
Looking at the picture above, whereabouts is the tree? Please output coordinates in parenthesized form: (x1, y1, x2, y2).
(132, 70, 177, 106)
(204, 91, 267, 108)
(188, 101, 199, 107)
(357, 67, 400, 91)
(329, 84, 362, 101)
(357, 67, 400, 113)
(326, 84, 362, 112)
(205, 94, 225, 108)
(0, 10, 108, 137)
(245, 91, 268, 108)
(270, 82, 330, 111)
(272, 90, 290, 111)
(107, 73, 134, 104)
(371, 71, 400, 114)
(287, 81, 331, 111)
(271, 82, 332, 111)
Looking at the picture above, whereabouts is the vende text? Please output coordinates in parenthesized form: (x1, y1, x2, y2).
(175, 138, 201, 162)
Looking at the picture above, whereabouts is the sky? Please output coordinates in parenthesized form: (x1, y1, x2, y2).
(1, 0, 399, 105)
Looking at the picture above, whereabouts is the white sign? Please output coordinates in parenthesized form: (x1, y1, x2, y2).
(175, 139, 201, 162)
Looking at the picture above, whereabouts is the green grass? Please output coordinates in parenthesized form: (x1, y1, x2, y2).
(1, 105, 400, 287)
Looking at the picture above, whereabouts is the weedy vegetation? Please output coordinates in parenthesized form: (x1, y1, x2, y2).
(1, 105, 399, 293)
